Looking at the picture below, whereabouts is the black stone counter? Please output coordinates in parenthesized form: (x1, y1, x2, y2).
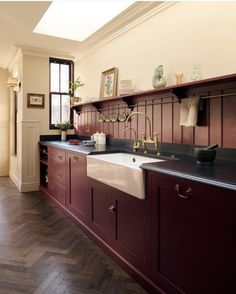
(40, 141, 236, 192)
(141, 155, 236, 192)
(40, 140, 128, 155)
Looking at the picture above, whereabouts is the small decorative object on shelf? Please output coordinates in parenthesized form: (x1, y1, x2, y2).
(191, 64, 203, 81)
(69, 76, 84, 105)
(55, 121, 72, 141)
(152, 65, 166, 88)
(175, 72, 184, 84)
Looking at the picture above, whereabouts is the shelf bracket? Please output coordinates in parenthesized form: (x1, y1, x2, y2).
(171, 87, 188, 102)
(92, 102, 102, 113)
(122, 96, 135, 111)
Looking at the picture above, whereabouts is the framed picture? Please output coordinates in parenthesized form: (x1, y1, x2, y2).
(100, 67, 118, 99)
(27, 93, 45, 108)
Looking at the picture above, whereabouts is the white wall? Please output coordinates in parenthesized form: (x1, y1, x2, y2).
(76, 2, 236, 100)
(0, 68, 10, 176)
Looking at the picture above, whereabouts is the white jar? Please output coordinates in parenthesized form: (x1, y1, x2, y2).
(93, 132, 99, 143)
(98, 132, 106, 145)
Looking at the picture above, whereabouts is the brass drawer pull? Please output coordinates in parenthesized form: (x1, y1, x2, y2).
(175, 184, 192, 199)
(108, 205, 116, 213)
(73, 156, 79, 161)
(58, 155, 63, 160)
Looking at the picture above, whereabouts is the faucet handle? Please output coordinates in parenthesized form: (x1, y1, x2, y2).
(154, 132, 161, 156)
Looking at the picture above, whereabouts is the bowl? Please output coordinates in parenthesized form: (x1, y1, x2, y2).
(194, 148, 216, 165)
(82, 140, 96, 146)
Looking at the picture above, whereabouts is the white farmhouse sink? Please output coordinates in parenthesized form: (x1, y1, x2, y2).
(87, 153, 165, 199)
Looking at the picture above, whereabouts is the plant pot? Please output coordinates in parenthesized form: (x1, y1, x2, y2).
(70, 96, 81, 105)
(61, 131, 67, 141)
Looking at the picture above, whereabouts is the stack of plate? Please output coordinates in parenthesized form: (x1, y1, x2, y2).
(119, 79, 135, 96)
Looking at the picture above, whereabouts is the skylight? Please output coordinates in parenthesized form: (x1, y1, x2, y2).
(34, 0, 135, 42)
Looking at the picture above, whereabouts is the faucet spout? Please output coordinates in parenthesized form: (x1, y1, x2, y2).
(125, 111, 152, 139)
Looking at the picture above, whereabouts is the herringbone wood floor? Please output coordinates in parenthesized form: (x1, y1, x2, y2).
(0, 177, 147, 294)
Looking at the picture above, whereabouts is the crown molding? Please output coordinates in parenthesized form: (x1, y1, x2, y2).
(75, 1, 176, 61)
(7, 47, 22, 70)
(16, 45, 75, 60)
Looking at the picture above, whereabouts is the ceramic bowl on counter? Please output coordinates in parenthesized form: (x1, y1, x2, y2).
(82, 140, 96, 146)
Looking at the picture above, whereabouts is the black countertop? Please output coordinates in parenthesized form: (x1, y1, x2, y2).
(40, 141, 236, 192)
(141, 155, 236, 192)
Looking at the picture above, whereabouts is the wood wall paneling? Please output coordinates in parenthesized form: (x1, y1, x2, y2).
(75, 84, 236, 149)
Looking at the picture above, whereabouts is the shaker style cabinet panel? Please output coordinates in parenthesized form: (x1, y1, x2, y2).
(48, 147, 66, 206)
(88, 179, 114, 244)
(66, 152, 88, 224)
(113, 189, 148, 270)
(88, 178, 148, 271)
(147, 171, 236, 294)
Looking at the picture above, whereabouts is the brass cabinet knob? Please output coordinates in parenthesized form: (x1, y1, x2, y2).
(108, 205, 116, 213)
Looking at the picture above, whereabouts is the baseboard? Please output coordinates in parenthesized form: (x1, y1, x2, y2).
(9, 169, 21, 191)
(0, 168, 9, 176)
(20, 181, 40, 192)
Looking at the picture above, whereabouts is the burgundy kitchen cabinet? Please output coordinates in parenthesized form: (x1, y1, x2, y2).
(88, 177, 148, 271)
(48, 147, 66, 206)
(147, 171, 236, 294)
(66, 152, 88, 225)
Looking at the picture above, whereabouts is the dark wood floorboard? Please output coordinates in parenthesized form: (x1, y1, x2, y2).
(0, 177, 147, 294)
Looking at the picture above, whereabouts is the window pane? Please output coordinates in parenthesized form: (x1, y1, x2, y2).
(50, 63, 59, 92)
(61, 95, 70, 122)
(51, 94, 60, 124)
(60, 64, 69, 93)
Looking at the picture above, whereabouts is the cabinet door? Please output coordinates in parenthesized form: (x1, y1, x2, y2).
(148, 172, 233, 294)
(88, 178, 114, 243)
(66, 153, 88, 224)
(112, 189, 148, 271)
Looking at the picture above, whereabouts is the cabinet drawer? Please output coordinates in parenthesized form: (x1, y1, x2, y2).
(48, 181, 66, 206)
(48, 164, 65, 187)
(48, 147, 65, 165)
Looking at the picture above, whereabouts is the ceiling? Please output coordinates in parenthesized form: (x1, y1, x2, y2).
(0, 1, 166, 69)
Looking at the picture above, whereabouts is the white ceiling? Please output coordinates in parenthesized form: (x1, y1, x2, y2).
(0, 1, 166, 69)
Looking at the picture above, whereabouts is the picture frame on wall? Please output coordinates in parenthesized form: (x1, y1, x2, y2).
(27, 93, 45, 108)
(100, 67, 118, 99)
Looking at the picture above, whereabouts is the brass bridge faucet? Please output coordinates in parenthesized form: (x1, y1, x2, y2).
(123, 127, 140, 152)
(124, 111, 160, 156)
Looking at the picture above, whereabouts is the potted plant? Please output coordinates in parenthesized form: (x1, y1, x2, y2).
(55, 120, 72, 141)
(69, 76, 84, 105)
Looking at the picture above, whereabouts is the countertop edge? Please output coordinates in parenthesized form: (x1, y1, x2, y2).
(141, 165, 236, 192)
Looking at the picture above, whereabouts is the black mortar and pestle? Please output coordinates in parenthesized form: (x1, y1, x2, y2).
(194, 144, 218, 165)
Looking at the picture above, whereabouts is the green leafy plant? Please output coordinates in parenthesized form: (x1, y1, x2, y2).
(69, 76, 84, 93)
(55, 121, 72, 131)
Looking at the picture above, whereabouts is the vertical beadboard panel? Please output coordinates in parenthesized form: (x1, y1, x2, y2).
(162, 98, 173, 143)
(222, 91, 236, 148)
(182, 127, 194, 145)
(77, 87, 236, 148)
(209, 92, 222, 146)
(153, 100, 162, 142)
(137, 102, 145, 140)
(173, 100, 182, 144)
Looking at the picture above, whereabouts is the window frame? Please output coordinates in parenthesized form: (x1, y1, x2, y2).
(49, 57, 74, 129)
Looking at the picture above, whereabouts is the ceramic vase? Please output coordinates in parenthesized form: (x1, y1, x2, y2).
(61, 131, 67, 141)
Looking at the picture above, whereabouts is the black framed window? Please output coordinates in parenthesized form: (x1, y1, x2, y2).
(49, 57, 73, 129)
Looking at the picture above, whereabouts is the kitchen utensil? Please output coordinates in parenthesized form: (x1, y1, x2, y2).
(194, 147, 216, 165)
